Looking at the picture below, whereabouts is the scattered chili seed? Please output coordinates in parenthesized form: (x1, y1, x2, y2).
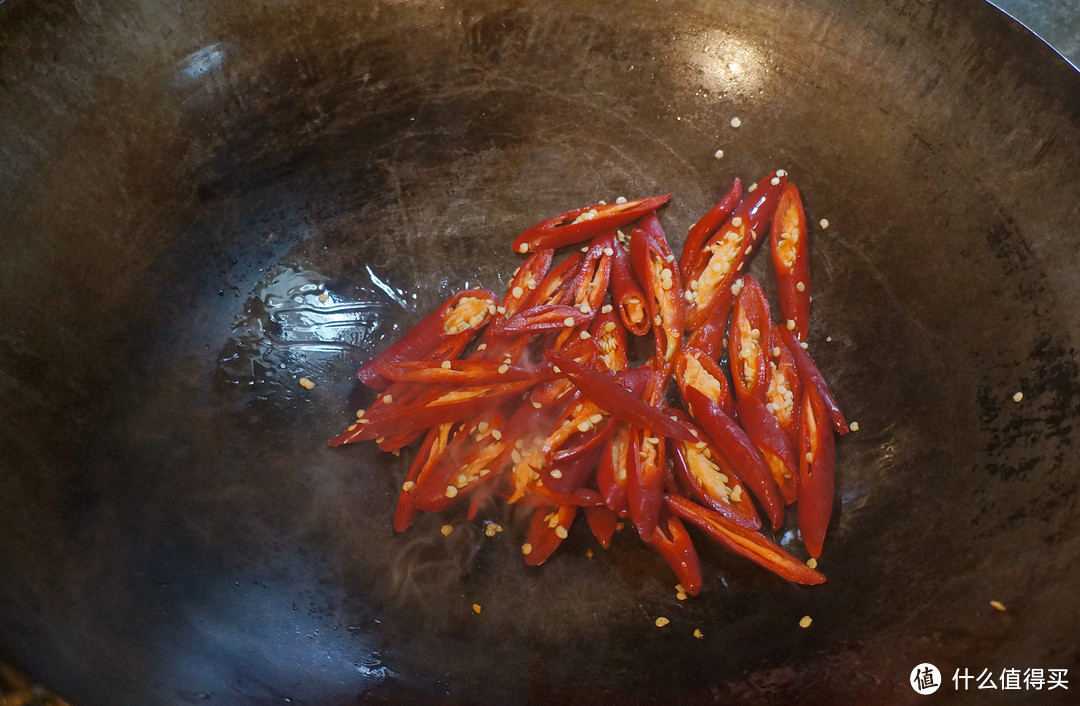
(472, 603, 482, 614)
(655, 617, 670, 628)
(990, 600, 1007, 612)
(1012, 391, 1024, 403)
(440, 524, 454, 536)
(298, 377, 315, 390)
(799, 615, 813, 628)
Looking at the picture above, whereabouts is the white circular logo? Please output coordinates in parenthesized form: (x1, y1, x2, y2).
(911, 663, 942, 695)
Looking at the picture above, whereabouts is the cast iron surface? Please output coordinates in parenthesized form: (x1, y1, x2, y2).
(1, 0, 1079, 704)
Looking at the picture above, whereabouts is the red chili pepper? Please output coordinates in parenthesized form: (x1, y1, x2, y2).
(530, 251, 584, 306)
(511, 195, 672, 253)
(523, 505, 577, 565)
(330, 377, 536, 445)
(682, 387, 784, 530)
(778, 327, 849, 434)
(541, 399, 614, 494)
(770, 182, 811, 342)
(798, 385, 836, 558)
(411, 413, 508, 513)
(626, 364, 669, 541)
(674, 348, 735, 419)
(648, 511, 703, 596)
(353, 329, 475, 445)
(735, 394, 800, 505)
(567, 232, 617, 313)
(544, 350, 694, 442)
(664, 494, 825, 585)
(596, 421, 632, 516)
(392, 422, 453, 532)
(590, 309, 630, 372)
(516, 486, 605, 509)
(765, 321, 803, 446)
(609, 236, 651, 336)
(356, 289, 498, 389)
(683, 291, 734, 361)
(584, 504, 619, 548)
(728, 275, 772, 403)
(629, 214, 684, 360)
(480, 249, 555, 345)
(684, 171, 786, 330)
(669, 415, 761, 531)
(335, 333, 471, 452)
(372, 358, 553, 385)
(498, 303, 595, 335)
(679, 178, 742, 281)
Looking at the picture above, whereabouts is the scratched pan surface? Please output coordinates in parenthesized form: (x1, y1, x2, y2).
(1, 0, 1079, 703)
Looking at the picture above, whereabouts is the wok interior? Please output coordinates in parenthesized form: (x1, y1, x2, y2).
(1, 0, 1078, 703)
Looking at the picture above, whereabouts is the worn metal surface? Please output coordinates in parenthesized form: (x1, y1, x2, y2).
(990, 0, 1080, 68)
(1, 0, 1078, 704)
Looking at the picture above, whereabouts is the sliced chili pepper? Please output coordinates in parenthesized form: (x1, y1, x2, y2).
(590, 308, 630, 372)
(568, 232, 617, 313)
(392, 422, 452, 532)
(498, 302, 596, 335)
(531, 251, 584, 307)
(467, 481, 495, 521)
(596, 421, 632, 516)
(765, 321, 803, 446)
(678, 178, 742, 281)
(541, 399, 613, 494)
(735, 394, 799, 505)
(515, 486, 604, 509)
(356, 289, 498, 389)
(665, 494, 825, 585)
(674, 348, 735, 419)
(684, 171, 786, 330)
(669, 416, 761, 531)
(626, 363, 669, 542)
(682, 387, 784, 530)
(352, 329, 474, 446)
(683, 291, 734, 362)
(648, 511, 703, 596)
(778, 327, 849, 434)
(331, 377, 536, 445)
(629, 214, 684, 360)
(544, 349, 694, 442)
(502, 360, 597, 504)
(480, 249, 555, 346)
(411, 413, 508, 512)
(770, 182, 811, 342)
(609, 236, 651, 336)
(523, 505, 577, 565)
(584, 504, 619, 548)
(798, 385, 836, 558)
(511, 194, 671, 253)
(372, 358, 553, 385)
(728, 275, 772, 404)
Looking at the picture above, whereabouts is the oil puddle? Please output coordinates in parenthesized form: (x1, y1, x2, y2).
(214, 263, 398, 398)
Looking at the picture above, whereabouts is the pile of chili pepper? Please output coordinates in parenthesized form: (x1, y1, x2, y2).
(330, 169, 849, 594)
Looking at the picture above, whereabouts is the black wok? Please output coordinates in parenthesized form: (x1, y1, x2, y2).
(1, 0, 1079, 703)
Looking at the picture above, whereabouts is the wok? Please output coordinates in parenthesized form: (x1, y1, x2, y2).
(1, 0, 1078, 703)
